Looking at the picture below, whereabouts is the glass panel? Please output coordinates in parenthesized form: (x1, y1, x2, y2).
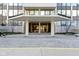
(40, 10, 45, 15)
(78, 10, 79, 16)
(67, 10, 71, 16)
(72, 10, 76, 16)
(29, 10, 35, 15)
(62, 3, 66, 6)
(29, 22, 39, 33)
(14, 3, 17, 6)
(51, 10, 55, 15)
(19, 10, 23, 14)
(62, 10, 65, 15)
(25, 9, 36, 15)
(40, 23, 51, 33)
(9, 10, 13, 16)
(35, 10, 39, 15)
(25, 10, 29, 15)
(14, 10, 17, 15)
(45, 11, 50, 15)
(58, 10, 61, 14)
(9, 3, 13, 6)
(67, 3, 71, 6)
(72, 3, 77, 6)
(0, 10, 2, 15)
(3, 10, 7, 16)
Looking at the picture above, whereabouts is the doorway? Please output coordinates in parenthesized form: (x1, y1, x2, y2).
(29, 22, 51, 33)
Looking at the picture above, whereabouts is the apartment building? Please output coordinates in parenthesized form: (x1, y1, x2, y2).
(0, 3, 79, 36)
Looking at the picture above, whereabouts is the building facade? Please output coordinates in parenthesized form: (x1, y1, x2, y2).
(0, 3, 79, 36)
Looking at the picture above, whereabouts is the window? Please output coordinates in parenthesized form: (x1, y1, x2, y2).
(9, 10, 13, 16)
(40, 10, 45, 15)
(35, 10, 39, 15)
(45, 11, 50, 15)
(72, 10, 76, 16)
(62, 10, 65, 15)
(29, 10, 35, 15)
(72, 3, 77, 6)
(51, 10, 55, 15)
(67, 3, 71, 6)
(14, 10, 17, 15)
(67, 10, 71, 16)
(62, 3, 66, 6)
(25, 9, 35, 15)
(25, 9, 55, 15)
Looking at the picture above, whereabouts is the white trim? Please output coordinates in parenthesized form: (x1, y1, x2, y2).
(6, 3, 9, 25)
(51, 20, 54, 36)
(25, 20, 29, 36)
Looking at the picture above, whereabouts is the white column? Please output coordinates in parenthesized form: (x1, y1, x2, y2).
(25, 20, 29, 36)
(38, 9, 41, 15)
(51, 21, 54, 36)
(22, 21, 24, 33)
(71, 4, 73, 20)
(55, 6, 57, 15)
(6, 3, 9, 25)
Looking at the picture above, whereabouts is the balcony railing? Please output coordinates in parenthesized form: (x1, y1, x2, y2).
(8, 13, 24, 18)
(57, 13, 71, 18)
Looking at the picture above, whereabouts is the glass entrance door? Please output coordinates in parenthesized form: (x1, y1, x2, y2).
(40, 23, 51, 33)
(29, 22, 51, 33)
(29, 22, 39, 33)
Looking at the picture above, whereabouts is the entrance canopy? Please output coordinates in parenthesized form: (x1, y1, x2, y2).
(9, 15, 70, 21)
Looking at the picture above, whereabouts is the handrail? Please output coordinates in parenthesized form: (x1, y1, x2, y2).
(8, 13, 24, 18)
(57, 13, 71, 18)
(57, 13, 72, 33)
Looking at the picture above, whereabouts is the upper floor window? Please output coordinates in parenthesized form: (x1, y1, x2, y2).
(29, 10, 35, 15)
(62, 3, 66, 6)
(25, 9, 55, 15)
(44, 9, 55, 15)
(72, 3, 77, 6)
(25, 9, 39, 15)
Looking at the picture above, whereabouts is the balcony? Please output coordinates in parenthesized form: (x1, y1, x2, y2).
(24, 8, 56, 16)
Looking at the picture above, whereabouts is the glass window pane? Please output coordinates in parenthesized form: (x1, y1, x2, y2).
(14, 3, 17, 6)
(25, 10, 29, 15)
(67, 10, 71, 16)
(67, 3, 71, 6)
(3, 10, 7, 16)
(14, 10, 17, 15)
(72, 3, 77, 6)
(40, 10, 44, 15)
(45, 11, 50, 15)
(9, 10, 13, 16)
(73, 10, 76, 16)
(62, 3, 66, 6)
(29, 10, 35, 15)
(35, 10, 39, 15)
(19, 10, 23, 14)
(58, 10, 61, 14)
(62, 10, 65, 15)
(9, 3, 13, 6)
(51, 10, 55, 15)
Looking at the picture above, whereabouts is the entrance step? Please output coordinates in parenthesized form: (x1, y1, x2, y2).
(28, 33, 53, 37)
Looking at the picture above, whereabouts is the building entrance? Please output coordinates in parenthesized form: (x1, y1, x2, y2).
(29, 22, 51, 33)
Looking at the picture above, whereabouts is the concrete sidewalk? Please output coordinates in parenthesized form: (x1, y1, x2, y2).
(0, 35, 79, 56)
(0, 48, 79, 56)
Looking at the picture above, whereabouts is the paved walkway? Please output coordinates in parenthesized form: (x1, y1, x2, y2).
(0, 48, 79, 56)
(0, 34, 79, 48)
(0, 34, 79, 56)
